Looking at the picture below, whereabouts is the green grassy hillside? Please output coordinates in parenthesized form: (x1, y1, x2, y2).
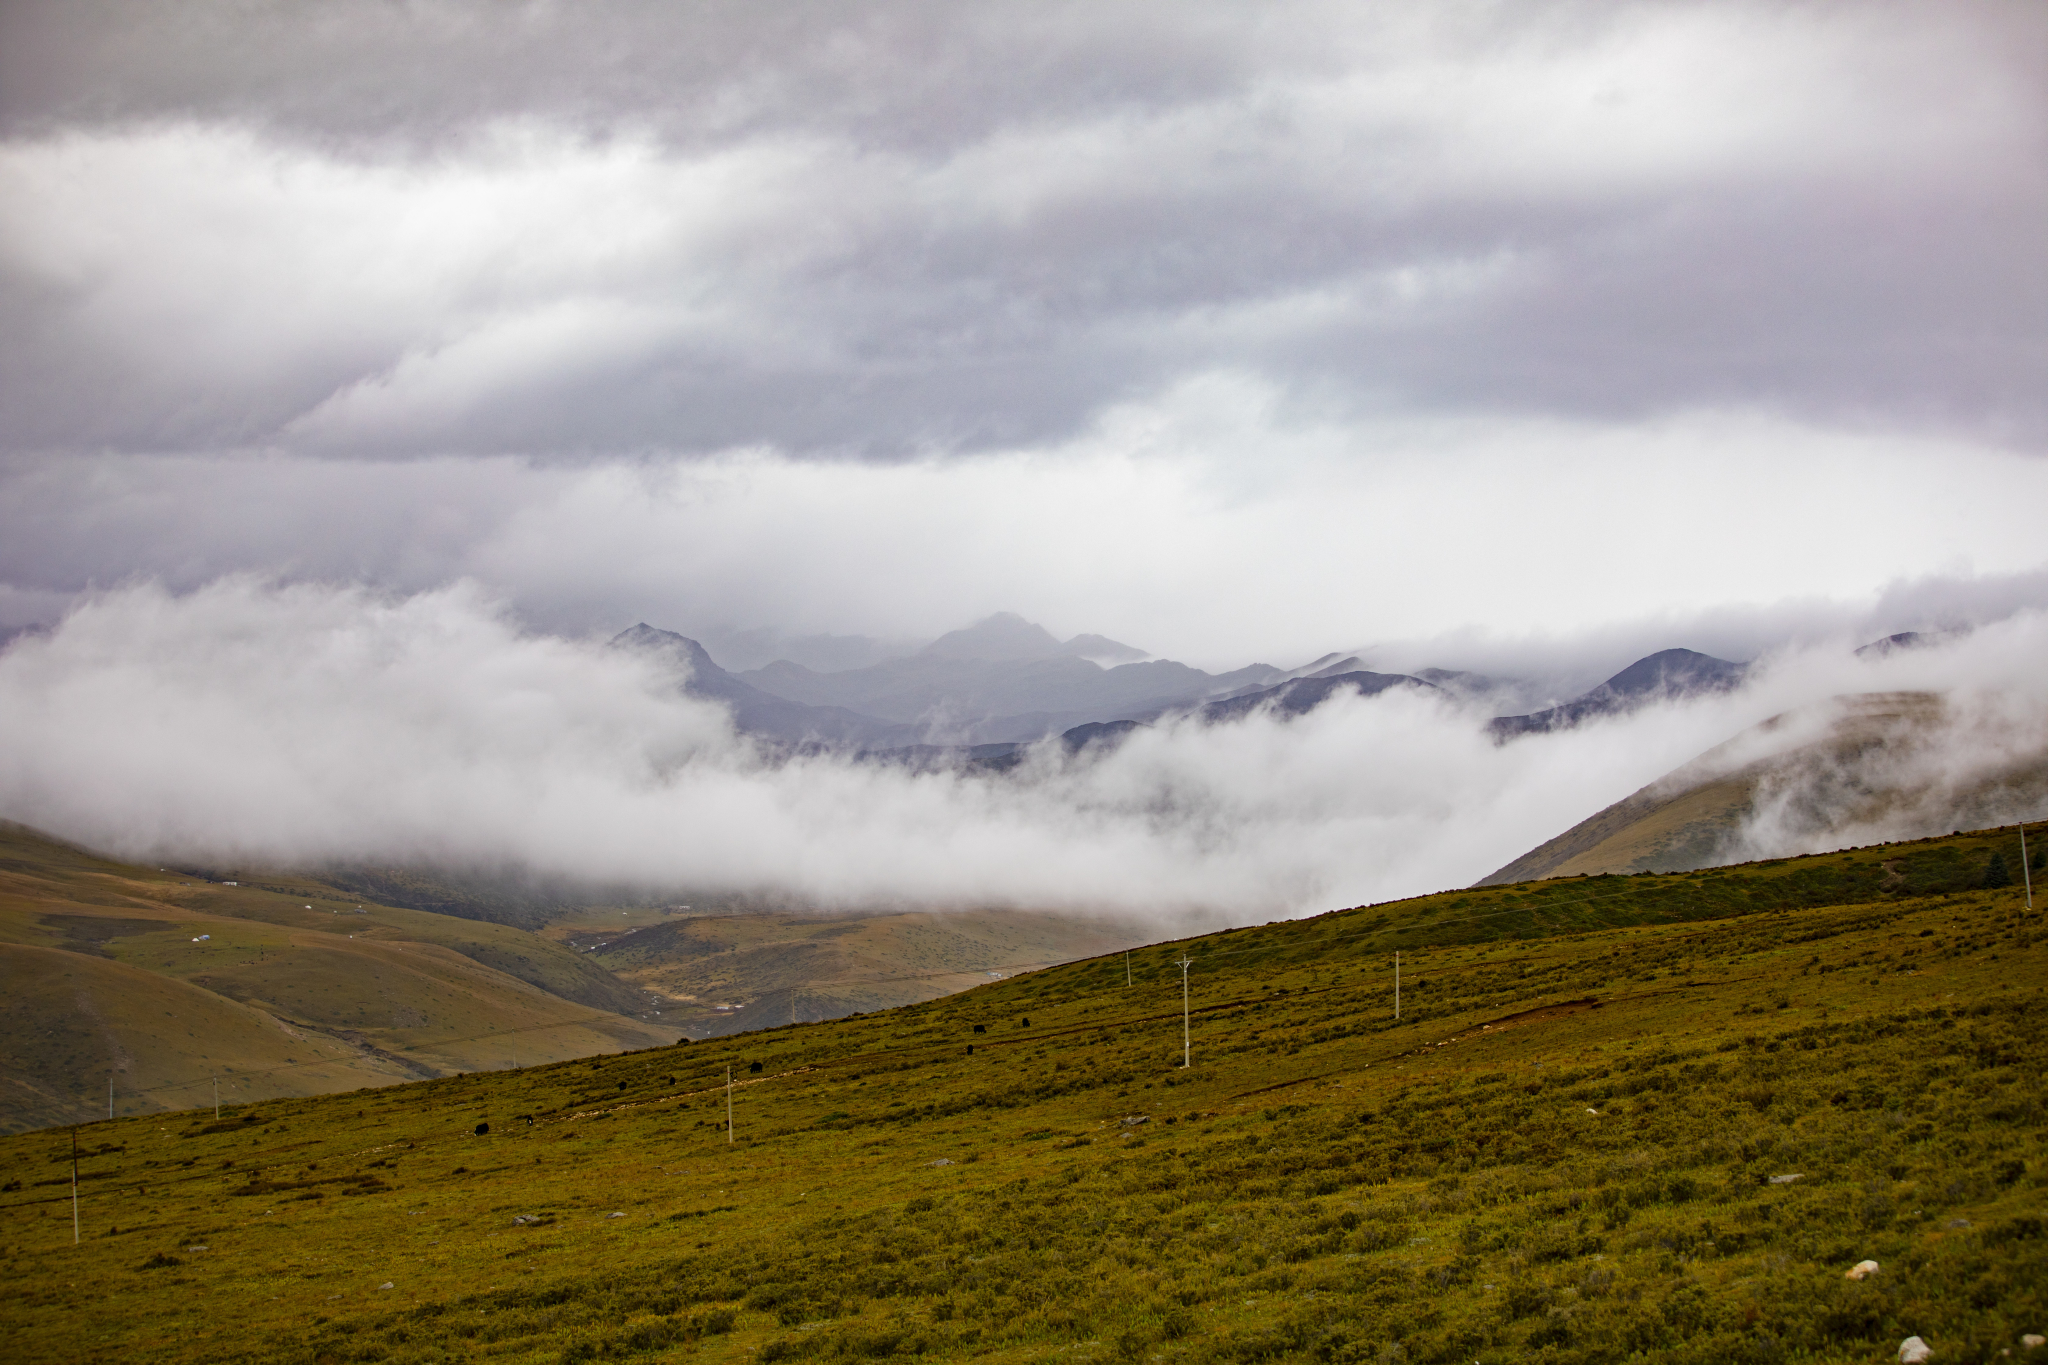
(0, 825, 677, 1132)
(2, 827, 2041, 1363)
(558, 905, 1152, 1037)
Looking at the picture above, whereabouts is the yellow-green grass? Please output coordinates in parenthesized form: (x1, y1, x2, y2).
(578, 907, 1153, 1036)
(1532, 775, 1759, 881)
(0, 825, 676, 1131)
(538, 905, 688, 945)
(1, 828, 2041, 1363)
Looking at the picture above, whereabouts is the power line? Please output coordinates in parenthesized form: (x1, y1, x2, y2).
(0, 897, 1924, 1219)
(77, 882, 1768, 1111)
(49, 851, 1939, 1123)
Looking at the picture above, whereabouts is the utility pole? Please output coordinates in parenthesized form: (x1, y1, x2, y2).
(107, 1076, 113, 1121)
(1395, 951, 1401, 1021)
(1126, 951, 1132, 987)
(2023, 824, 2034, 912)
(70, 1127, 80, 1245)
(1177, 956, 1193, 1068)
(726, 1066, 733, 1144)
(212, 1076, 219, 1119)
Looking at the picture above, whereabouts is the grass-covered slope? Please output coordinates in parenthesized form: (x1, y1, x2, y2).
(1480, 692, 2048, 885)
(0, 824, 677, 1132)
(557, 905, 1152, 1037)
(0, 828, 2042, 1364)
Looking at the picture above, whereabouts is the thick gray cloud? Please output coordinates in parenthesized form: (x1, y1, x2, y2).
(1, 0, 2041, 459)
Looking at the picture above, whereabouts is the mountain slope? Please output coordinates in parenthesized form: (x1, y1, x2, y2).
(916, 612, 1127, 662)
(611, 623, 911, 744)
(3, 829, 2041, 1364)
(1191, 669, 1436, 723)
(1478, 690, 2048, 884)
(0, 823, 677, 1132)
(574, 906, 1153, 1037)
(1488, 647, 1749, 739)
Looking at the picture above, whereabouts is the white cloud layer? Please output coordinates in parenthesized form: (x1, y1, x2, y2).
(3, 580, 2043, 927)
(4, 392, 2044, 667)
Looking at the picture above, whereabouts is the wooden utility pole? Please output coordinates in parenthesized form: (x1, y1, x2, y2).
(726, 1066, 734, 1144)
(1177, 957, 1193, 1068)
(70, 1127, 80, 1245)
(1395, 951, 1401, 1021)
(2023, 824, 2034, 912)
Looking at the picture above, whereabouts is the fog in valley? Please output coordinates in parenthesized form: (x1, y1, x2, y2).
(2, 578, 2042, 933)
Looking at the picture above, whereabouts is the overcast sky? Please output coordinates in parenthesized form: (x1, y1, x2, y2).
(2, 0, 2044, 670)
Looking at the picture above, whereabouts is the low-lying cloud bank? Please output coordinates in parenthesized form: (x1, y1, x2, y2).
(7, 405, 2045, 670)
(2, 579, 2043, 928)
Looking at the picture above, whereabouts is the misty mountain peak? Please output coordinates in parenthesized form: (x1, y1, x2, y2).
(1063, 633, 1149, 664)
(1855, 631, 1946, 658)
(1487, 647, 1749, 741)
(1589, 648, 1747, 702)
(609, 622, 713, 671)
(919, 613, 1067, 662)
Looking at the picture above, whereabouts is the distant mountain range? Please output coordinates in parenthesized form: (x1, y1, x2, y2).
(732, 612, 1285, 743)
(618, 613, 1967, 762)
(615, 614, 1296, 748)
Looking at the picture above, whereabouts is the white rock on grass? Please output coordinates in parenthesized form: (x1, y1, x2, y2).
(1768, 1173, 1804, 1185)
(2022, 1335, 2045, 1349)
(377, 1282, 394, 1291)
(1847, 1260, 1881, 1280)
(1898, 1336, 1931, 1363)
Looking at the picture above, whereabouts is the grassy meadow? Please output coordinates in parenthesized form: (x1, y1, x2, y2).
(1, 828, 2043, 1364)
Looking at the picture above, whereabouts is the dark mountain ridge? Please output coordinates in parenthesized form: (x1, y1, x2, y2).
(1487, 647, 1750, 740)
(610, 623, 915, 745)
(734, 613, 1284, 742)
(1186, 669, 1438, 723)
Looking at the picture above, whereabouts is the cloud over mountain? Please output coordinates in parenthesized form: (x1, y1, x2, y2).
(3, 580, 2044, 928)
